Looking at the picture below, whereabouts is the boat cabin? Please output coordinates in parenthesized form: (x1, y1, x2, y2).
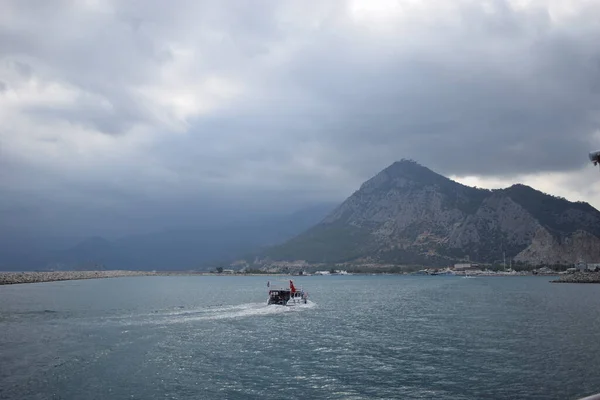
(267, 280, 308, 305)
(268, 289, 291, 305)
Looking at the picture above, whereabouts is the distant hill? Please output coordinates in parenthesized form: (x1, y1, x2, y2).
(0, 203, 336, 271)
(262, 160, 600, 266)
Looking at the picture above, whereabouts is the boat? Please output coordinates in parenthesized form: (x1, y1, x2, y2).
(267, 280, 308, 306)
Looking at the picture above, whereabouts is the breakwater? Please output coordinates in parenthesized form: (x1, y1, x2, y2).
(551, 272, 600, 284)
(0, 270, 157, 285)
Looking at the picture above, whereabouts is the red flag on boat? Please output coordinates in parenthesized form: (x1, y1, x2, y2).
(289, 280, 296, 293)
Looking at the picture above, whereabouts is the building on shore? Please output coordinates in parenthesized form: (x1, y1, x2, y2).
(453, 263, 479, 271)
(575, 262, 600, 272)
(222, 269, 235, 274)
(587, 263, 600, 272)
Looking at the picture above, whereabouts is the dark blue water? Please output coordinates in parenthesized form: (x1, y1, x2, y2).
(1, 275, 600, 399)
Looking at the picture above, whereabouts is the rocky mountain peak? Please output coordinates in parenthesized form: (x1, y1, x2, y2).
(384, 159, 437, 178)
(265, 161, 600, 266)
(358, 159, 473, 195)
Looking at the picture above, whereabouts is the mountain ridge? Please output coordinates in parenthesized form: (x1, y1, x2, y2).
(0, 203, 337, 271)
(262, 160, 600, 266)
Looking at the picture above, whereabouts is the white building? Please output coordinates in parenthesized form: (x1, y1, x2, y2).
(222, 269, 235, 274)
(453, 263, 472, 271)
(588, 263, 600, 272)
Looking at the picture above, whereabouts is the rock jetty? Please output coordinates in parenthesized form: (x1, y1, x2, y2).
(551, 272, 600, 284)
(0, 270, 157, 285)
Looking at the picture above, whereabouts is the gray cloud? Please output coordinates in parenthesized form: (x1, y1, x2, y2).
(284, 2, 600, 176)
(1, 0, 600, 240)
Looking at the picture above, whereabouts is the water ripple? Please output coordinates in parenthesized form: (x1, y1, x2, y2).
(2, 275, 600, 399)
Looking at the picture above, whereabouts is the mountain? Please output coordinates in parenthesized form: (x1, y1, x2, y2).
(103, 203, 336, 270)
(263, 160, 600, 266)
(0, 203, 336, 271)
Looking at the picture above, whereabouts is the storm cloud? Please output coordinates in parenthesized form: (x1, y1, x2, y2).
(2, 0, 600, 239)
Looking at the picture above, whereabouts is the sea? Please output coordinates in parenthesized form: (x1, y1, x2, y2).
(1, 275, 600, 400)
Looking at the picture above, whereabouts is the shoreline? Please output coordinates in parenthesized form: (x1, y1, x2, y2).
(0, 271, 295, 285)
(0, 270, 560, 285)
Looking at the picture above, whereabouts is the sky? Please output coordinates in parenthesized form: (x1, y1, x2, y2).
(2, 0, 600, 240)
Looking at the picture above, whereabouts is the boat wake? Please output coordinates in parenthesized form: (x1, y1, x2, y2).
(109, 301, 317, 327)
